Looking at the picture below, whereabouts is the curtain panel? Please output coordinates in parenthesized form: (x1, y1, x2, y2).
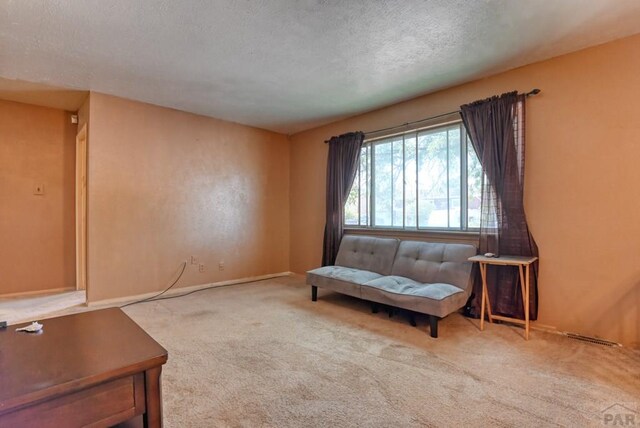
(322, 132, 365, 266)
(460, 92, 540, 320)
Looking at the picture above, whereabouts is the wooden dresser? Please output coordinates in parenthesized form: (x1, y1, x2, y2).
(0, 308, 168, 427)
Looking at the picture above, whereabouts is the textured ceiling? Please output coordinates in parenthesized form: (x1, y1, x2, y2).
(1, 1, 640, 134)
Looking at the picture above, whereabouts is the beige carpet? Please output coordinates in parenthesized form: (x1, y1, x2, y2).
(116, 276, 640, 427)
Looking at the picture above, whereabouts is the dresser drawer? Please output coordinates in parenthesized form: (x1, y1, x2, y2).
(0, 373, 146, 428)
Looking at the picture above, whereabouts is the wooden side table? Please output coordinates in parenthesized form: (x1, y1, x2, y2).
(468, 255, 538, 340)
(0, 308, 168, 427)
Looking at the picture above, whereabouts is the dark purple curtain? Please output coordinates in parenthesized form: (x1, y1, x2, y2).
(460, 92, 539, 320)
(322, 132, 364, 266)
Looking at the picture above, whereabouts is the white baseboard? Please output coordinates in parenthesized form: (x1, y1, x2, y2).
(87, 272, 293, 308)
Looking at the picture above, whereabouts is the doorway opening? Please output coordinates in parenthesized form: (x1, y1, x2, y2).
(76, 123, 88, 292)
(0, 86, 89, 323)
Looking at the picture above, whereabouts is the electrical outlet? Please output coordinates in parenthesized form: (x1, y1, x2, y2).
(218, 261, 225, 271)
(190, 255, 198, 265)
(199, 263, 205, 273)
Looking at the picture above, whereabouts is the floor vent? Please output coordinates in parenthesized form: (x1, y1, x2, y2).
(564, 332, 621, 347)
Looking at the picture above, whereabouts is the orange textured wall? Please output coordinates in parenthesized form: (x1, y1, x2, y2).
(0, 100, 76, 295)
(289, 34, 640, 347)
(85, 93, 290, 302)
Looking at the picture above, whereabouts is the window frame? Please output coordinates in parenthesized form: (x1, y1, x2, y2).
(344, 119, 481, 233)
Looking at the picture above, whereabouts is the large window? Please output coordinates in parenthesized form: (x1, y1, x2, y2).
(345, 121, 482, 231)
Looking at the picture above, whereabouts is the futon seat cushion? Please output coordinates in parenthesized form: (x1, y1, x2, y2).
(364, 276, 463, 300)
(307, 266, 382, 299)
(361, 275, 466, 318)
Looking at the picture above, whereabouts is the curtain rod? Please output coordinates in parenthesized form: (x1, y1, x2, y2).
(325, 88, 541, 143)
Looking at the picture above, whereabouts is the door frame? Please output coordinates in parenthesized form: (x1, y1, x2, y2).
(75, 124, 88, 291)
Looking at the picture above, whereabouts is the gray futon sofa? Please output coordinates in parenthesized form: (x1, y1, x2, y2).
(306, 235, 477, 338)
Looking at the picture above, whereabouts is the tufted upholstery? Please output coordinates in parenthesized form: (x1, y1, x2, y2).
(306, 266, 382, 298)
(306, 236, 478, 328)
(334, 235, 400, 276)
(390, 241, 476, 291)
(363, 276, 463, 300)
(361, 276, 466, 318)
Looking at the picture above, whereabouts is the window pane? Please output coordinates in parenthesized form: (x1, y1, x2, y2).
(418, 129, 449, 228)
(392, 138, 404, 227)
(467, 140, 482, 228)
(373, 141, 392, 227)
(344, 166, 359, 225)
(343, 121, 478, 232)
(404, 135, 417, 228)
(359, 145, 370, 225)
(448, 127, 461, 229)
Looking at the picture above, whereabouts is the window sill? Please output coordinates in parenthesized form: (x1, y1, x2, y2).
(343, 227, 480, 245)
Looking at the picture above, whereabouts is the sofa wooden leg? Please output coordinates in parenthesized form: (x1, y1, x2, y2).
(408, 312, 417, 327)
(311, 286, 317, 302)
(371, 303, 379, 314)
(429, 315, 439, 338)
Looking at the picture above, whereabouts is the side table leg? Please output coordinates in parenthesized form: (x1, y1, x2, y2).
(525, 264, 531, 340)
(483, 264, 493, 322)
(518, 264, 527, 340)
(479, 263, 487, 331)
(143, 366, 163, 428)
(518, 265, 526, 309)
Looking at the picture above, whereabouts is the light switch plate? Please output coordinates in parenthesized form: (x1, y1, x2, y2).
(34, 184, 45, 195)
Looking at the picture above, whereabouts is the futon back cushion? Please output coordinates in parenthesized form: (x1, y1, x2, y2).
(335, 235, 400, 276)
(390, 241, 476, 291)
